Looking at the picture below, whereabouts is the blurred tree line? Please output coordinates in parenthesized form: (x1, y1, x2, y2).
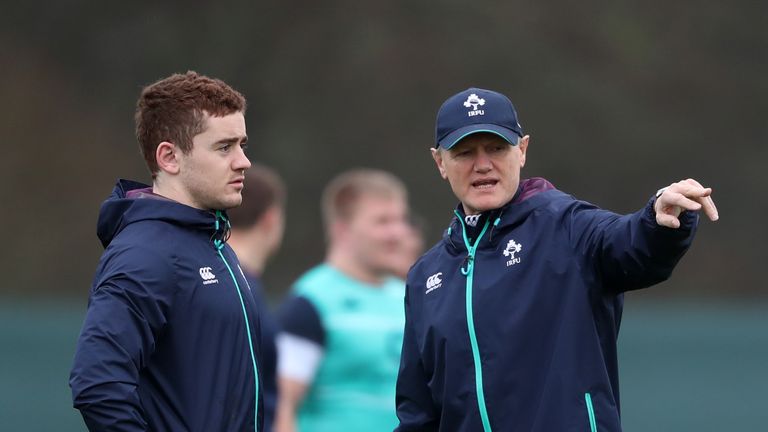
(0, 0, 765, 300)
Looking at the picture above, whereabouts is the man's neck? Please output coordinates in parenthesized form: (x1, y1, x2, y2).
(153, 178, 200, 210)
(326, 249, 385, 286)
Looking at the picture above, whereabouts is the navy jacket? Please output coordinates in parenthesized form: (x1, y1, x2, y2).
(70, 180, 263, 432)
(243, 273, 279, 432)
(395, 178, 698, 432)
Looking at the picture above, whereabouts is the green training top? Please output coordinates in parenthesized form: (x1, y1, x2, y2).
(294, 264, 405, 432)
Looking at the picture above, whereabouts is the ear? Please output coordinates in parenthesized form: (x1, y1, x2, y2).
(329, 219, 348, 244)
(518, 135, 530, 168)
(259, 205, 286, 251)
(155, 141, 181, 175)
(430, 147, 448, 180)
(259, 205, 280, 230)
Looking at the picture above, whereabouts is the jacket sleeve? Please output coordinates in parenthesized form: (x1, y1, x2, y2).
(69, 245, 175, 431)
(395, 285, 439, 432)
(567, 196, 699, 293)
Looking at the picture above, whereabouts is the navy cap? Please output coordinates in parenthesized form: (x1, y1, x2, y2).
(435, 87, 523, 149)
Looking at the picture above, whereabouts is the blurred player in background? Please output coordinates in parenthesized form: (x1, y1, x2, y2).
(274, 169, 410, 432)
(70, 71, 263, 431)
(395, 87, 719, 432)
(228, 163, 287, 432)
(390, 215, 426, 280)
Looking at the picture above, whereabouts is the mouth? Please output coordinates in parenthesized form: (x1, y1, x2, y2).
(229, 177, 244, 186)
(471, 178, 499, 190)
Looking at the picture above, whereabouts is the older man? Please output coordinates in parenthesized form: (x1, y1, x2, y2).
(395, 87, 718, 432)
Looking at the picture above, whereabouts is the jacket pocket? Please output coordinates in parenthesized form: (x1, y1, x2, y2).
(584, 392, 597, 432)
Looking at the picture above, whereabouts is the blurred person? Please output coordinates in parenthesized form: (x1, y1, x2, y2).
(390, 216, 426, 280)
(274, 169, 410, 432)
(227, 163, 287, 432)
(395, 88, 719, 432)
(70, 71, 263, 432)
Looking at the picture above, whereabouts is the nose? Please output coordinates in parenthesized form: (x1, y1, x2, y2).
(233, 145, 251, 171)
(474, 148, 492, 173)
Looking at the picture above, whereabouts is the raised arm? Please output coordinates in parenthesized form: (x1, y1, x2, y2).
(567, 178, 718, 292)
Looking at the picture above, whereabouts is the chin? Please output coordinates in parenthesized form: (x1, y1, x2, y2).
(224, 194, 244, 209)
(468, 200, 502, 213)
(210, 197, 242, 211)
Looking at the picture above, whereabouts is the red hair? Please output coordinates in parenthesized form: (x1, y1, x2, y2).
(135, 71, 246, 176)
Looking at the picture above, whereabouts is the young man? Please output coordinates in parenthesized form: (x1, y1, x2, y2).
(70, 72, 262, 431)
(227, 163, 288, 432)
(395, 88, 719, 432)
(274, 169, 410, 432)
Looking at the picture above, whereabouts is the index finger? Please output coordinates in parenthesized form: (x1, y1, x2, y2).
(698, 194, 719, 221)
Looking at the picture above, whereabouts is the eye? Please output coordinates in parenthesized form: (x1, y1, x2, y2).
(218, 143, 233, 153)
(240, 142, 249, 151)
(454, 149, 471, 158)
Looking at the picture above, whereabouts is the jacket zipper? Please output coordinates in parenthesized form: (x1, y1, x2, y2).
(214, 212, 259, 432)
(585, 392, 597, 432)
(456, 211, 493, 432)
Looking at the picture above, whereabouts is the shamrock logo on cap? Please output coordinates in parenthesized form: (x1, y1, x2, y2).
(463, 94, 486, 111)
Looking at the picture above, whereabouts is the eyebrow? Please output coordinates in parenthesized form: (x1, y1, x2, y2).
(212, 135, 248, 147)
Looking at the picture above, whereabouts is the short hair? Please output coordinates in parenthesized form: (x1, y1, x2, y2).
(321, 169, 407, 230)
(135, 71, 247, 176)
(227, 164, 286, 229)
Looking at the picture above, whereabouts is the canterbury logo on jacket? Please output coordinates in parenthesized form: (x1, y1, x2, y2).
(395, 178, 698, 432)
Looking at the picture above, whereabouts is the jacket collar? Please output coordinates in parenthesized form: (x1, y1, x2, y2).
(443, 177, 556, 252)
(97, 179, 230, 248)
